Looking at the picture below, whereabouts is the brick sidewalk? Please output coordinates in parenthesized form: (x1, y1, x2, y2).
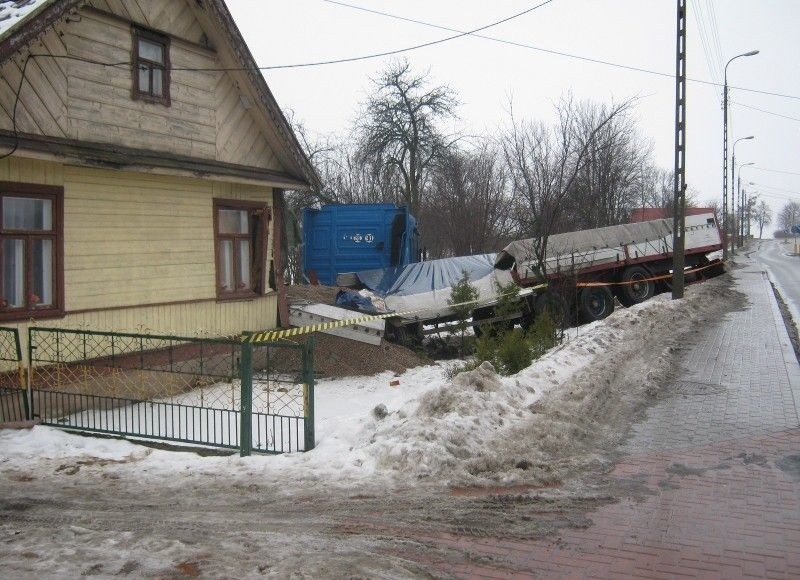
(400, 263, 800, 578)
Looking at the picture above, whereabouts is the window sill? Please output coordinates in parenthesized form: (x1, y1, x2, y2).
(215, 290, 276, 303)
(0, 308, 66, 323)
(132, 93, 171, 107)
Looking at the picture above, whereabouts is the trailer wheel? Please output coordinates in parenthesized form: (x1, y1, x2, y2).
(618, 266, 655, 307)
(530, 291, 569, 329)
(578, 286, 614, 323)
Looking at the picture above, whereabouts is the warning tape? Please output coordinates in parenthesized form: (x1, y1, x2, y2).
(241, 289, 546, 344)
(243, 309, 418, 344)
(575, 260, 724, 287)
(243, 260, 724, 344)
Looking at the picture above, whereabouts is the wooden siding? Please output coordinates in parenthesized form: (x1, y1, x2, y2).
(0, 157, 278, 342)
(0, 0, 285, 173)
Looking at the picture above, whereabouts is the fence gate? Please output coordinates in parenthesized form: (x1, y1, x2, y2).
(24, 328, 315, 455)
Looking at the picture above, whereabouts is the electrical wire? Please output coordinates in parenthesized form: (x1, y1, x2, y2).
(320, 0, 800, 102)
(0, 54, 130, 160)
(692, 0, 722, 86)
(180, 0, 557, 71)
(732, 101, 800, 123)
(751, 166, 800, 177)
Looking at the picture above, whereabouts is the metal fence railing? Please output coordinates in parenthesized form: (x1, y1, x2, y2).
(21, 327, 314, 455)
(0, 326, 25, 423)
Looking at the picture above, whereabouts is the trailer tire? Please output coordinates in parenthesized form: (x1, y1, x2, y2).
(531, 291, 569, 329)
(618, 265, 655, 307)
(578, 286, 614, 323)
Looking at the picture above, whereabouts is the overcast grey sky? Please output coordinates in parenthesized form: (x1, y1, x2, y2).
(228, 0, 799, 234)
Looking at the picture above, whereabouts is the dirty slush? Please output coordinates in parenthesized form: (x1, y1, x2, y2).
(0, 275, 742, 578)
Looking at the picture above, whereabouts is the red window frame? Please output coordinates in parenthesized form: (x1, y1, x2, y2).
(0, 182, 65, 322)
(213, 199, 270, 300)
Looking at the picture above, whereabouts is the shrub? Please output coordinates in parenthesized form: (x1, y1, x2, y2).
(527, 310, 559, 359)
(495, 328, 533, 374)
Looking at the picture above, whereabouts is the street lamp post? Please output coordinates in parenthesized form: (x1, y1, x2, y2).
(723, 51, 759, 260)
(739, 176, 755, 246)
(730, 136, 754, 254)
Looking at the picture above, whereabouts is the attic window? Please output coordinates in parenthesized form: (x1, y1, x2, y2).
(132, 26, 170, 106)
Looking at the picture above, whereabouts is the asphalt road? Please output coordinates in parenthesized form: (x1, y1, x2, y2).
(752, 239, 800, 322)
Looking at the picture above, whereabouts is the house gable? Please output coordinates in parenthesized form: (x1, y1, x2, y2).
(0, 0, 315, 188)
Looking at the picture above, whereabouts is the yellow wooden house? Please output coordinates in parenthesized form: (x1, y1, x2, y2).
(0, 0, 316, 347)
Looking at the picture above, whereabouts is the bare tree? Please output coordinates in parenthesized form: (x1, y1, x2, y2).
(424, 144, 516, 257)
(500, 96, 633, 280)
(752, 199, 773, 238)
(566, 100, 652, 228)
(356, 60, 458, 217)
(778, 201, 800, 233)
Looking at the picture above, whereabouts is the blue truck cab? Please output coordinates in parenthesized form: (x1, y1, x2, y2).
(302, 203, 420, 286)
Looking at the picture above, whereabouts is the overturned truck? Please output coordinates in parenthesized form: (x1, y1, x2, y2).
(341, 212, 723, 342)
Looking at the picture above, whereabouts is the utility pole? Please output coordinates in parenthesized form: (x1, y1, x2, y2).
(730, 149, 737, 255)
(738, 175, 743, 247)
(740, 186, 747, 246)
(672, 0, 687, 300)
(731, 136, 754, 255)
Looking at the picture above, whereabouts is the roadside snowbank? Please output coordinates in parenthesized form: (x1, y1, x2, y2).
(0, 277, 732, 489)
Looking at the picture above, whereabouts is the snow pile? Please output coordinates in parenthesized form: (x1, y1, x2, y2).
(359, 278, 732, 486)
(0, 276, 735, 490)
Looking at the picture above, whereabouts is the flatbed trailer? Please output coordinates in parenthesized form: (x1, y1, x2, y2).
(493, 212, 724, 323)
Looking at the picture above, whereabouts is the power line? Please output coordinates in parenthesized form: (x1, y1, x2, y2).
(692, 0, 722, 85)
(751, 166, 800, 177)
(731, 101, 800, 123)
(750, 182, 800, 196)
(321, 0, 800, 102)
(203, 0, 556, 71)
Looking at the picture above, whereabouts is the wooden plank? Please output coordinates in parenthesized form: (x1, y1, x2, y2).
(66, 72, 216, 124)
(228, 116, 263, 165)
(220, 108, 255, 161)
(170, 1, 204, 42)
(68, 96, 216, 144)
(93, 0, 130, 19)
(18, 57, 68, 136)
(215, 76, 244, 153)
(121, 0, 148, 25)
(0, 61, 47, 135)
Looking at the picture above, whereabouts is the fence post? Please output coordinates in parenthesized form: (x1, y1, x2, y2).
(303, 334, 315, 451)
(25, 328, 33, 421)
(239, 340, 253, 457)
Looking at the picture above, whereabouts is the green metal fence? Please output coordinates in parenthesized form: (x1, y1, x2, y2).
(24, 327, 315, 455)
(0, 326, 25, 422)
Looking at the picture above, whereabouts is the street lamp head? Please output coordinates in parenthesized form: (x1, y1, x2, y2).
(744, 135, 755, 140)
(743, 50, 760, 57)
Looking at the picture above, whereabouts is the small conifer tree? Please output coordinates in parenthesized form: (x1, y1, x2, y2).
(448, 270, 480, 355)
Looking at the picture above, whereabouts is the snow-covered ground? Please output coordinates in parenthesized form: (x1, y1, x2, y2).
(0, 274, 737, 578)
(1, 278, 723, 490)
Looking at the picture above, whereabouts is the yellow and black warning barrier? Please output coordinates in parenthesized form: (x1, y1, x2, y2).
(242, 309, 419, 344)
(241, 286, 546, 345)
